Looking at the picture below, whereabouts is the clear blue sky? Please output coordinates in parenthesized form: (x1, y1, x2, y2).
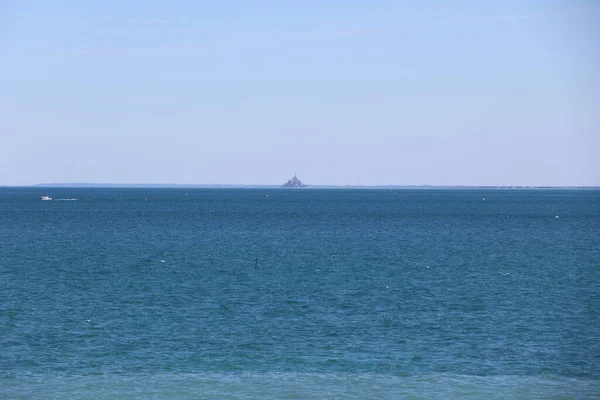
(1, 1, 598, 186)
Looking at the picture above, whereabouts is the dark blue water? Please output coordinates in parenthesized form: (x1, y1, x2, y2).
(1, 188, 599, 399)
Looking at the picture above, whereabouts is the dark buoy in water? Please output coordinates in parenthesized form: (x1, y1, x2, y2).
(255, 256, 258, 269)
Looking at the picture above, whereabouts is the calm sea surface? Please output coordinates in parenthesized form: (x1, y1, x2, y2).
(1, 188, 599, 399)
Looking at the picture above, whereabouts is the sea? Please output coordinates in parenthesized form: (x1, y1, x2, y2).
(1, 188, 598, 399)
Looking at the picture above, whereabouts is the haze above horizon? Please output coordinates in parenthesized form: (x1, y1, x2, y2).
(1, 1, 598, 186)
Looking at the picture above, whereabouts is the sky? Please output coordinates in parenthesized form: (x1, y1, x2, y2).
(1, 0, 598, 186)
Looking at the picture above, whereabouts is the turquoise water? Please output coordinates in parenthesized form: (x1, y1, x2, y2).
(1, 188, 599, 399)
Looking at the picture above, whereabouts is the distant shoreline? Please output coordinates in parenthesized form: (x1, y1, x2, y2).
(1, 183, 598, 190)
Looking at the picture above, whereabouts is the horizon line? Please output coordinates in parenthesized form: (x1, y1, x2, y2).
(2, 183, 599, 189)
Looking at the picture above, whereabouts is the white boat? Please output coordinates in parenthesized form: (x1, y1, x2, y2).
(41, 196, 53, 201)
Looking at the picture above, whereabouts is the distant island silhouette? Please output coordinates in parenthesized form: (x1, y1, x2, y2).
(282, 174, 307, 188)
